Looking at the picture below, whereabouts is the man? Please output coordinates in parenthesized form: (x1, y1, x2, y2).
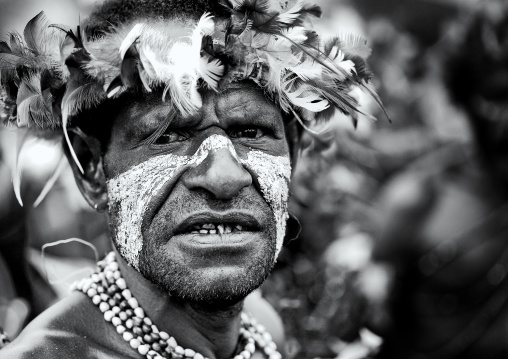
(0, 0, 381, 357)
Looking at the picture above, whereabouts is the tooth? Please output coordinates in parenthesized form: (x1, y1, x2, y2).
(202, 224, 215, 229)
(199, 230, 208, 234)
(191, 231, 199, 234)
(217, 224, 224, 234)
(209, 229, 217, 234)
(235, 225, 243, 231)
(225, 225, 232, 234)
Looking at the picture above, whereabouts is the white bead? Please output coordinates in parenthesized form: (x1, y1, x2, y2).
(245, 342, 255, 353)
(87, 288, 97, 297)
(151, 324, 159, 333)
(267, 341, 276, 350)
(128, 297, 139, 309)
(104, 311, 114, 322)
(175, 346, 185, 355)
(99, 302, 110, 313)
(262, 331, 272, 342)
(91, 274, 100, 283)
(130, 338, 140, 349)
(184, 349, 196, 357)
(264, 347, 275, 356)
(92, 295, 101, 305)
(112, 306, 121, 314)
(119, 312, 127, 321)
(123, 331, 133, 341)
(159, 331, 170, 341)
(100, 293, 109, 302)
(193, 353, 204, 359)
(234, 356, 243, 359)
(256, 324, 266, 333)
(113, 271, 121, 279)
(241, 312, 249, 323)
(269, 353, 282, 359)
(138, 344, 150, 355)
(143, 317, 152, 326)
(116, 325, 126, 334)
(112, 317, 122, 326)
(167, 337, 177, 348)
(82, 282, 91, 293)
(116, 278, 126, 290)
(109, 262, 119, 271)
(240, 350, 251, 359)
(134, 307, 145, 318)
(126, 319, 133, 329)
(122, 289, 132, 300)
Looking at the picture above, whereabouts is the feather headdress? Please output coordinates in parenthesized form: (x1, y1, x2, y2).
(0, 0, 387, 205)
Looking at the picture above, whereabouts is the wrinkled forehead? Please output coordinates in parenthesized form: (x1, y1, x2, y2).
(110, 82, 285, 136)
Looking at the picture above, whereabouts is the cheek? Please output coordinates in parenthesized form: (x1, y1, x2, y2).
(107, 154, 190, 270)
(241, 151, 291, 257)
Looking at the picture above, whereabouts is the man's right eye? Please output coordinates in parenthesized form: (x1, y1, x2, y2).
(154, 132, 188, 145)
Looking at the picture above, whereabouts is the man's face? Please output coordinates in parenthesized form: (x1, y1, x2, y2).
(103, 85, 292, 305)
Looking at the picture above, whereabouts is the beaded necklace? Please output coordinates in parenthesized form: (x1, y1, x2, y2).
(72, 252, 282, 359)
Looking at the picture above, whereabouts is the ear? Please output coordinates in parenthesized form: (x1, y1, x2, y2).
(64, 127, 108, 212)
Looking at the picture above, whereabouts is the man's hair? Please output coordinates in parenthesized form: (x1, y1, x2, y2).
(85, 0, 231, 38)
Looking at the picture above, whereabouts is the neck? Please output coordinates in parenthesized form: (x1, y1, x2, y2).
(116, 249, 244, 359)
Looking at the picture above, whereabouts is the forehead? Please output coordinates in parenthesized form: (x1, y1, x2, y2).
(112, 83, 284, 135)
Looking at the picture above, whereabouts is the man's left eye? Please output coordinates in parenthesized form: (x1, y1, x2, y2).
(154, 132, 188, 145)
(229, 127, 265, 139)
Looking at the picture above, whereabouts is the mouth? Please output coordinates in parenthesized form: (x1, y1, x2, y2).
(174, 212, 261, 236)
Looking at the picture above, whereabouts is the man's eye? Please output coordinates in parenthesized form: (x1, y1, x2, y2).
(229, 127, 265, 139)
(154, 132, 188, 145)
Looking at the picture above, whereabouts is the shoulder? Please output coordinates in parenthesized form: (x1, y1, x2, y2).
(0, 291, 134, 359)
(244, 290, 285, 350)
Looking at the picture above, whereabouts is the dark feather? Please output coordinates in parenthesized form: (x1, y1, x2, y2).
(361, 80, 391, 123)
(121, 43, 141, 88)
(106, 76, 123, 97)
(0, 42, 12, 54)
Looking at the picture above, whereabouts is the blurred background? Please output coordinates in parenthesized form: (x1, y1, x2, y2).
(1, 0, 508, 358)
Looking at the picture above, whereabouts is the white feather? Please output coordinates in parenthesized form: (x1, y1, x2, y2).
(199, 55, 224, 90)
(119, 23, 145, 60)
(277, 1, 304, 25)
(286, 85, 329, 112)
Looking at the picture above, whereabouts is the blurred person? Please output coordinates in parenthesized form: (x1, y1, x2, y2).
(370, 3, 508, 359)
(0, 0, 385, 358)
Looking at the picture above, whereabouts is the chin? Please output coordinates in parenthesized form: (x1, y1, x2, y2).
(137, 232, 276, 308)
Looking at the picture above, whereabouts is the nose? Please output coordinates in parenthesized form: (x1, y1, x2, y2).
(183, 147, 252, 200)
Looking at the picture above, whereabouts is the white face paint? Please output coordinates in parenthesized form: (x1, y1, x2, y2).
(107, 134, 291, 270)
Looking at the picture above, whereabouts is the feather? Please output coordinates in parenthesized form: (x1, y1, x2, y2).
(12, 130, 30, 206)
(361, 80, 391, 122)
(23, 12, 50, 53)
(0, 41, 11, 54)
(120, 42, 141, 88)
(16, 74, 52, 128)
(289, 57, 322, 81)
(106, 76, 123, 98)
(339, 32, 371, 59)
(119, 23, 144, 60)
(61, 83, 105, 173)
(33, 151, 66, 208)
(199, 55, 224, 90)
(286, 84, 329, 112)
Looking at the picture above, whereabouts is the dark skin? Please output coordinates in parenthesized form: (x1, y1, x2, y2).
(1, 84, 291, 358)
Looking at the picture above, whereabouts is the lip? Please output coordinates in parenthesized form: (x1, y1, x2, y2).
(174, 212, 261, 235)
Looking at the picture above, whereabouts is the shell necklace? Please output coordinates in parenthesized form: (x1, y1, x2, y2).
(72, 252, 282, 359)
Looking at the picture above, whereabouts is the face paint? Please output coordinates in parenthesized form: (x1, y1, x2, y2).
(107, 134, 291, 270)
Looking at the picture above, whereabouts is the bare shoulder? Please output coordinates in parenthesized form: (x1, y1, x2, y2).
(244, 290, 285, 349)
(0, 291, 134, 359)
